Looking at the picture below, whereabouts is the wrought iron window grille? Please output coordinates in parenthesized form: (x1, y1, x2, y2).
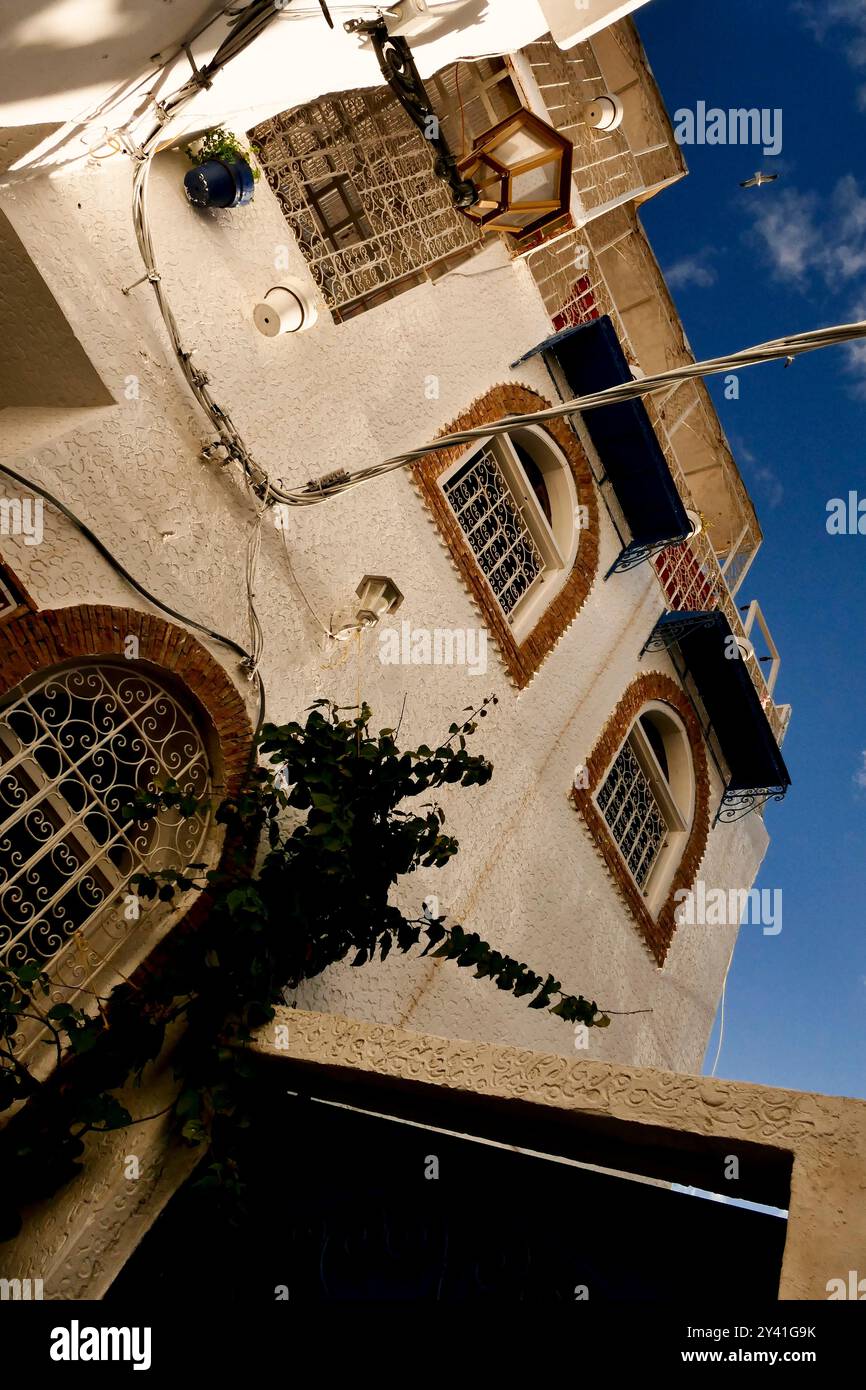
(0, 664, 211, 974)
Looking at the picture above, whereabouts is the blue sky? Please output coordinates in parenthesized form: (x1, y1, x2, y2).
(638, 0, 866, 1100)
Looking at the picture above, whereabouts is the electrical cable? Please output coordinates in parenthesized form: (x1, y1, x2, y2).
(0, 459, 266, 752)
(109, 3, 866, 518)
(710, 939, 737, 1077)
(274, 508, 334, 637)
(243, 475, 271, 674)
(434, 258, 517, 281)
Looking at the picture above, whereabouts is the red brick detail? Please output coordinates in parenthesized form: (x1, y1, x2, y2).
(412, 382, 600, 688)
(0, 552, 37, 626)
(570, 672, 711, 967)
(0, 606, 252, 799)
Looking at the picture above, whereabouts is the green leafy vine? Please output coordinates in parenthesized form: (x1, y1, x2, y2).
(0, 697, 610, 1240)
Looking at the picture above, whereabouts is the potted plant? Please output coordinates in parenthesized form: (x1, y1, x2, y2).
(183, 127, 261, 209)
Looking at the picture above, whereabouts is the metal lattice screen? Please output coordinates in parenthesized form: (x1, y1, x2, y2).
(443, 443, 544, 619)
(250, 85, 486, 320)
(597, 738, 667, 891)
(0, 663, 211, 972)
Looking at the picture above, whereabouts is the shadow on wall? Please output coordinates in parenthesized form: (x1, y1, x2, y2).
(0, 123, 65, 173)
(0, 0, 224, 110)
(0, 206, 113, 410)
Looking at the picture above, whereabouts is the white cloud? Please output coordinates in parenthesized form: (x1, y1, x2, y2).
(854, 750, 866, 790)
(797, 1, 866, 121)
(753, 465, 784, 509)
(746, 188, 819, 284)
(664, 250, 718, 290)
(744, 182, 866, 290)
(745, 177, 866, 389)
(732, 440, 784, 509)
(797, 0, 866, 57)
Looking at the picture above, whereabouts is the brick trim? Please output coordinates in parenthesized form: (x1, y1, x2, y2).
(412, 383, 599, 687)
(0, 605, 252, 799)
(570, 672, 711, 966)
(0, 552, 37, 626)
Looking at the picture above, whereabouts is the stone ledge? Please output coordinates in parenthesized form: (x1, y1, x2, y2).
(252, 1007, 866, 1301)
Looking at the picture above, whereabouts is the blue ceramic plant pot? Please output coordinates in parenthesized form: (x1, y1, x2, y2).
(184, 158, 255, 209)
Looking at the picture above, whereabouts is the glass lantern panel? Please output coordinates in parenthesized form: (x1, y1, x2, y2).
(490, 127, 550, 167)
(510, 163, 558, 205)
(493, 210, 535, 229)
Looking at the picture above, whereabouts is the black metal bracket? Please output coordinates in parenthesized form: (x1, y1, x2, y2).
(345, 18, 479, 209)
(639, 609, 720, 658)
(714, 787, 788, 825)
(605, 531, 690, 578)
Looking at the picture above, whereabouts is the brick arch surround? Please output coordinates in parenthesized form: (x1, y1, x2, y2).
(0, 605, 253, 799)
(570, 672, 711, 967)
(412, 382, 600, 687)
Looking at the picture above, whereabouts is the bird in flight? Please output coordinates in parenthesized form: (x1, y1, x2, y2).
(740, 171, 779, 189)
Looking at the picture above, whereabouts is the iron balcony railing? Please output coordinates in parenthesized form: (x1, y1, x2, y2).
(522, 230, 791, 747)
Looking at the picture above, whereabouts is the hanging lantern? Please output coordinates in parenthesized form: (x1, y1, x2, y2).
(455, 108, 573, 238)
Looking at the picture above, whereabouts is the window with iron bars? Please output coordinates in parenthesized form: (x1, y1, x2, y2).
(439, 426, 577, 638)
(596, 713, 688, 898)
(443, 442, 546, 621)
(249, 59, 523, 321)
(597, 739, 667, 892)
(0, 663, 211, 974)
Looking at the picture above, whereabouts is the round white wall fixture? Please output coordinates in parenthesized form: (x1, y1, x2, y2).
(253, 280, 318, 336)
(581, 94, 624, 132)
(685, 508, 703, 537)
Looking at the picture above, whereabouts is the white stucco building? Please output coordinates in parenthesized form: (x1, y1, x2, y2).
(0, 0, 791, 1088)
(1, 0, 838, 1312)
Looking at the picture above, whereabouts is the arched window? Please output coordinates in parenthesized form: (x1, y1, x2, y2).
(0, 662, 212, 972)
(571, 674, 710, 965)
(414, 383, 599, 687)
(440, 422, 582, 643)
(595, 702, 695, 916)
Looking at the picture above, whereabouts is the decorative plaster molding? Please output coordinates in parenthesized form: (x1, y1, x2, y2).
(4, 1009, 864, 1301)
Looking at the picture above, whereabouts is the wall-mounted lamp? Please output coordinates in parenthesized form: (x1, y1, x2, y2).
(253, 279, 319, 336)
(332, 575, 404, 641)
(355, 575, 404, 626)
(455, 108, 574, 238)
(582, 94, 625, 132)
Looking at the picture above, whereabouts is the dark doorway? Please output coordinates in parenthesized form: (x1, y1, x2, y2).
(108, 1085, 787, 1302)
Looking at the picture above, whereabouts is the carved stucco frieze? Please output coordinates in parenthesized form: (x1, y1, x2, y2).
(3, 1009, 864, 1300)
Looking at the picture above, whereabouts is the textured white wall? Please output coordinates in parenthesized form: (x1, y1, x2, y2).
(0, 146, 769, 1075)
(0, 208, 112, 408)
(0, 0, 551, 155)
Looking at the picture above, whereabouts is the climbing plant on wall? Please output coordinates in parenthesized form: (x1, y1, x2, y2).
(0, 697, 610, 1239)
